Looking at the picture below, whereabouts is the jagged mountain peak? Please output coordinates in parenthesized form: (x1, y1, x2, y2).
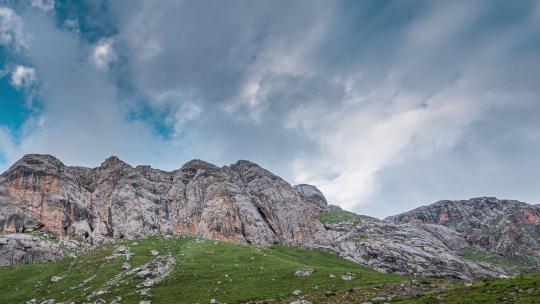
(99, 155, 131, 169)
(6, 154, 65, 171)
(180, 159, 218, 171)
(294, 184, 328, 209)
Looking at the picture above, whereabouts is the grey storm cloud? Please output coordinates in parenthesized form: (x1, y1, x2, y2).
(0, 0, 539, 217)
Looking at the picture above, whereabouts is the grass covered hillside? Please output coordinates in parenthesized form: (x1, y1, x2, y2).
(0, 236, 409, 304)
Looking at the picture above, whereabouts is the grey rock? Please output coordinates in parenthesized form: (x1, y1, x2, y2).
(290, 300, 312, 304)
(136, 269, 152, 279)
(320, 215, 506, 279)
(294, 184, 328, 211)
(294, 268, 314, 277)
(0, 155, 326, 247)
(341, 274, 354, 280)
(0, 233, 74, 266)
(386, 197, 540, 258)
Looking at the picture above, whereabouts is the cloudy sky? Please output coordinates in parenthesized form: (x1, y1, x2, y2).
(1, 0, 539, 217)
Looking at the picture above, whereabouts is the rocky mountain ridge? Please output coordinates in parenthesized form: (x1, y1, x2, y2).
(1, 154, 539, 280)
(386, 197, 540, 258)
(0, 154, 325, 246)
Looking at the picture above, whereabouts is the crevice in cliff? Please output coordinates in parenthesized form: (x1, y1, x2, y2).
(256, 206, 277, 236)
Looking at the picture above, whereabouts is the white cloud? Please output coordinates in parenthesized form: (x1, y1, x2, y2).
(167, 103, 202, 135)
(10, 65, 36, 89)
(30, 0, 55, 12)
(0, 6, 30, 51)
(92, 38, 117, 71)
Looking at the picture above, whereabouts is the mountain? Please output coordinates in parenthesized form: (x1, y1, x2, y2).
(387, 197, 540, 260)
(1, 154, 539, 282)
(0, 154, 325, 246)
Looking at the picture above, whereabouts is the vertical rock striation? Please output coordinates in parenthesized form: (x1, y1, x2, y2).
(0, 154, 326, 246)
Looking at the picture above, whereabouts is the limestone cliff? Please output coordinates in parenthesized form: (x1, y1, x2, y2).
(0, 154, 326, 246)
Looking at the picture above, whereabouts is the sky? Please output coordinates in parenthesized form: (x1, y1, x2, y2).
(0, 0, 539, 218)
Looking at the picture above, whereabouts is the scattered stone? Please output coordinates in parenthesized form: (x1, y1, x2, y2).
(122, 262, 131, 270)
(137, 269, 152, 279)
(294, 268, 314, 277)
(210, 299, 217, 304)
(26, 299, 37, 304)
(88, 290, 108, 298)
(150, 250, 159, 256)
(111, 296, 122, 304)
(329, 274, 336, 278)
(341, 274, 354, 281)
(290, 300, 312, 304)
(116, 246, 128, 254)
(95, 299, 106, 304)
(292, 290, 302, 296)
(51, 276, 63, 282)
(40, 300, 55, 304)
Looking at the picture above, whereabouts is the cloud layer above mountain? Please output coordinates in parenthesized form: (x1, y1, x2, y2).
(1, 0, 539, 217)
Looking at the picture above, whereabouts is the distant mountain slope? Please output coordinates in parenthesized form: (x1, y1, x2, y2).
(316, 210, 507, 280)
(386, 197, 540, 258)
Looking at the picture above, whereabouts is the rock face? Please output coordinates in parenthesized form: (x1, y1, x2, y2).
(320, 215, 506, 279)
(0, 154, 326, 247)
(0, 233, 85, 265)
(386, 197, 540, 258)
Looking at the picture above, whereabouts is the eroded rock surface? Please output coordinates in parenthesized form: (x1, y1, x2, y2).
(386, 197, 540, 258)
(320, 216, 505, 279)
(0, 154, 326, 247)
(0, 233, 83, 266)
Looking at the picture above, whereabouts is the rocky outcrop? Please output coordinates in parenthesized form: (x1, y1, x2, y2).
(386, 197, 540, 258)
(319, 215, 506, 279)
(0, 233, 86, 265)
(0, 154, 326, 247)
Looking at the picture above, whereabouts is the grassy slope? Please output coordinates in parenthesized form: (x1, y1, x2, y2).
(295, 273, 540, 304)
(459, 247, 539, 275)
(0, 237, 407, 304)
(408, 272, 540, 303)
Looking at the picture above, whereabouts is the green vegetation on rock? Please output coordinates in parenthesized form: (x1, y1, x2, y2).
(459, 247, 538, 274)
(317, 210, 376, 227)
